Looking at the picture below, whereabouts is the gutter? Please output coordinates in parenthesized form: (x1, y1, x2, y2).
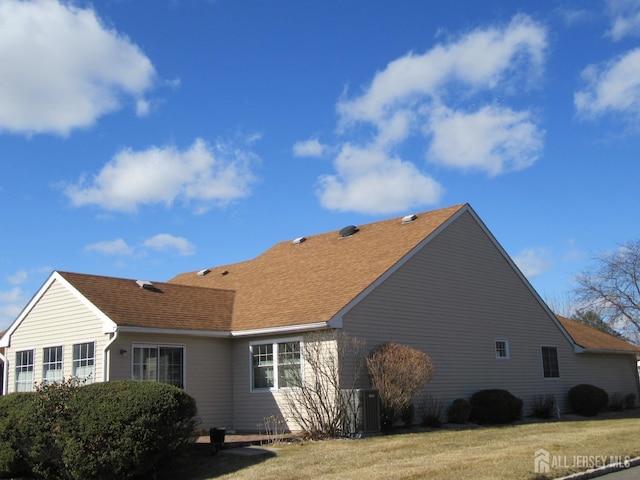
(102, 330, 119, 382)
(231, 321, 330, 337)
(575, 347, 640, 355)
(0, 351, 7, 395)
(116, 326, 231, 337)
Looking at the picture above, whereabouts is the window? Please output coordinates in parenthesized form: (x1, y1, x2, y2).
(43, 346, 63, 384)
(15, 350, 34, 392)
(73, 342, 95, 383)
(251, 339, 301, 390)
(541, 346, 559, 378)
(133, 345, 184, 388)
(495, 339, 509, 359)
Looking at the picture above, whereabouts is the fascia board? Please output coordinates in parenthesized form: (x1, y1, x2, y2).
(52, 272, 119, 334)
(0, 271, 113, 347)
(116, 326, 231, 337)
(231, 322, 329, 337)
(576, 347, 640, 355)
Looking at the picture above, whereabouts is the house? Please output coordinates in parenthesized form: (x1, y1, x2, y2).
(0, 203, 638, 432)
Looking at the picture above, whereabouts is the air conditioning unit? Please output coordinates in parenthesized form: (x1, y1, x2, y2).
(342, 389, 380, 437)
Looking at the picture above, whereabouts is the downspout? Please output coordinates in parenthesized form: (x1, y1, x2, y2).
(102, 330, 119, 382)
(0, 352, 7, 395)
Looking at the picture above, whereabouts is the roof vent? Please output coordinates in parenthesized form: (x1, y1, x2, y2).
(197, 269, 210, 277)
(339, 225, 359, 238)
(136, 280, 154, 289)
(402, 214, 418, 224)
(292, 236, 306, 245)
(221, 270, 229, 276)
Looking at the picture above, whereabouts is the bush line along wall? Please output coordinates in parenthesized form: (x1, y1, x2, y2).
(0, 380, 198, 480)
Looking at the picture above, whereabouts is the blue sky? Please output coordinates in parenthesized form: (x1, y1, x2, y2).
(1, 0, 639, 330)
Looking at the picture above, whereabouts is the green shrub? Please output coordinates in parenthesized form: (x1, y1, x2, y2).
(418, 395, 444, 428)
(0, 392, 36, 478)
(62, 381, 198, 480)
(568, 384, 608, 417)
(531, 394, 556, 419)
(624, 393, 636, 410)
(0, 380, 82, 480)
(469, 389, 523, 425)
(447, 398, 471, 424)
(609, 392, 625, 412)
(0, 381, 198, 480)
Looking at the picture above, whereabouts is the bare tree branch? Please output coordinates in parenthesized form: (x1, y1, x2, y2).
(283, 330, 365, 439)
(574, 239, 640, 343)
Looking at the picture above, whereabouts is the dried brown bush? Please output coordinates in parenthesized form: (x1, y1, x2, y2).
(366, 343, 434, 429)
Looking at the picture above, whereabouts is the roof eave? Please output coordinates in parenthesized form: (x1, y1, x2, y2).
(575, 346, 640, 355)
(116, 326, 231, 338)
(231, 321, 330, 338)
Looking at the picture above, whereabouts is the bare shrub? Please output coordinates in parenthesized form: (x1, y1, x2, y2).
(366, 343, 434, 430)
(531, 394, 556, 419)
(283, 330, 365, 439)
(418, 395, 444, 428)
(624, 393, 636, 409)
(609, 393, 625, 412)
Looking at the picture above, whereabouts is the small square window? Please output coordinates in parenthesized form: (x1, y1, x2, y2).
(495, 339, 509, 359)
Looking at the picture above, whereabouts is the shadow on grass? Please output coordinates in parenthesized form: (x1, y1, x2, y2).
(171, 443, 277, 480)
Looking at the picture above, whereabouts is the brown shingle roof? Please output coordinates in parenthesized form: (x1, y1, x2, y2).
(169, 204, 466, 331)
(58, 272, 234, 332)
(557, 315, 640, 353)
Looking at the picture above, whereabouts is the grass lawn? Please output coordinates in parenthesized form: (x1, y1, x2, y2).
(179, 413, 640, 480)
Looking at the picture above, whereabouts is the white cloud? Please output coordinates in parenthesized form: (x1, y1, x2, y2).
(65, 138, 257, 213)
(311, 15, 547, 215)
(575, 48, 640, 121)
(7, 270, 28, 285)
(426, 105, 543, 176)
(0, 287, 23, 304)
(136, 99, 152, 117)
(143, 234, 195, 256)
(606, 0, 640, 40)
(0, 0, 155, 135)
(0, 268, 51, 330)
(84, 239, 134, 256)
(318, 144, 443, 214)
(513, 247, 553, 278)
(556, 8, 592, 26)
(0, 287, 25, 329)
(293, 138, 327, 157)
(337, 14, 546, 124)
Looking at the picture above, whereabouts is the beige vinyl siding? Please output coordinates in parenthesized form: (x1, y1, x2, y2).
(113, 332, 233, 430)
(342, 211, 639, 415)
(231, 334, 324, 432)
(5, 279, 108, 391)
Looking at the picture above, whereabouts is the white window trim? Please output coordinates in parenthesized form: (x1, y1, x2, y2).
(15, 348, 35, 392)
(541, 345, 560, 380)
(72, 341, 96, 384)
(42, 345, 64, 384)
(131, 343, 187, 389)
(249, 337, 303, 392)
(494, 338, 510, 360)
